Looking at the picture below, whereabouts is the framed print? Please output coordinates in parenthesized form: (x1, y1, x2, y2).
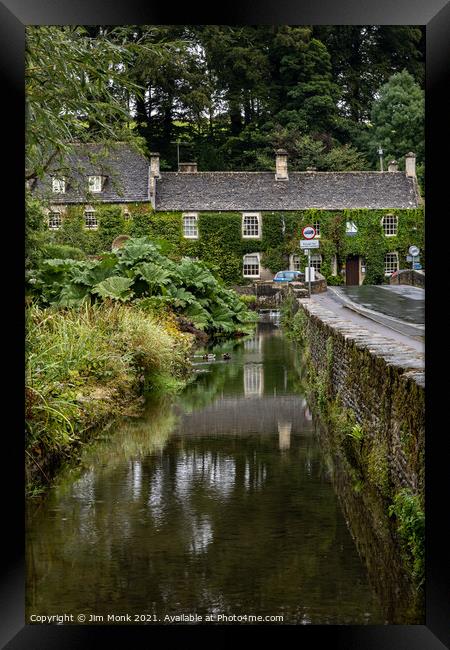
(2, 0, 449, 647)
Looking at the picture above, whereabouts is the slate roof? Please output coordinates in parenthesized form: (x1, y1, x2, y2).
(34, 143, 421, 210)
(34, 143, 150, 203)
(155, 171, 420, 211)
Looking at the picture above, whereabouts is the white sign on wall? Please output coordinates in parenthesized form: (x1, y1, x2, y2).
(300, 240, 320, 249)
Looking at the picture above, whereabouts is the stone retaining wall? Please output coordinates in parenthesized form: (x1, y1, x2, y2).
(297, 299, 424, 498)
(390, 269, 425, 288)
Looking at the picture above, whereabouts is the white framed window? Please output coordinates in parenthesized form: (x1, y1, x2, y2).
(52, 177, 66, 194)
(243, 253, 260, 278)
(313, 220, 320, 237)
(384, 252, 399, 276)
(309, 254, 322, 273)
(290, 254, 301, 271)
(346, 221, 358, 234)
(84, 209, 98, 230)
(382, 214, 398, 236)
(182, 213, 199, 239)
(242, 213, 261, 238)
(48, 211, 62, 230)
(88, 175, 103, 193)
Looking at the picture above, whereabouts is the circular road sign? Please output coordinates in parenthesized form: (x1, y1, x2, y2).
(302, 225, 316, 239)
(408, 245, 420, 257)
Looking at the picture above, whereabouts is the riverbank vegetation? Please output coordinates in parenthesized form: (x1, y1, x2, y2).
(26, 236, 256, 494)
(25, 302, 192, 494)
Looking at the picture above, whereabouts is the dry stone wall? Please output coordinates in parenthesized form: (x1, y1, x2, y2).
(298, 299, 424, 499)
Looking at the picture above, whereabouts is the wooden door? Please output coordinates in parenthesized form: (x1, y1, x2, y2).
(345, 256, 359, 285)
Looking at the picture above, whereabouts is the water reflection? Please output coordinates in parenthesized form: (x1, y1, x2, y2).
(277, 421, 292, 451)
(244, 363, 264, 396)
(27, 323, 386, 625)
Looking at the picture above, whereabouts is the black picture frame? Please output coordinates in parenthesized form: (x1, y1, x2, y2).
(2, 0, 449, 647)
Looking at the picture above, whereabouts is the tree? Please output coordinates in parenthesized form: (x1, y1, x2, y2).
(369, 70, 424, 168)
(25, 26, 148, 182)
(313, 26, 424, 124)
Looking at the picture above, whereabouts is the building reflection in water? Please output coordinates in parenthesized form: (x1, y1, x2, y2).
(243, 363, 264, 397)
(278, 421, 292, 451)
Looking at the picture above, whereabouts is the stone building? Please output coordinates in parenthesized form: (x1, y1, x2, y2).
(33, 143, 423, 286)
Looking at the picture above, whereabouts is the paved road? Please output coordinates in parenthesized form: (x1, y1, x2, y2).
(337, 285, 424, 324)
(311, 291, 424, 353)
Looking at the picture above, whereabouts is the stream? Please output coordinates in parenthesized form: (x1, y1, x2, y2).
(26, 321, 385, 624)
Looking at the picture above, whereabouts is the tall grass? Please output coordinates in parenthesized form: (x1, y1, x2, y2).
(25, 302, 193, 490)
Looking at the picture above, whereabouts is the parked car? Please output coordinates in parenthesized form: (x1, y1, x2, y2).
(273, 270, 304, 282)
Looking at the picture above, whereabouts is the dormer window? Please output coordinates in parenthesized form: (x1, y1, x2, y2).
(52, 177, 66, 194)
(88, 175, 103, 193)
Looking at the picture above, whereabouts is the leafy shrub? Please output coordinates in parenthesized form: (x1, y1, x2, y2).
(29, 236, 257, 337)
(388, 488, 425, 587)
(326, 274, 344, 286)
(25, 301, 193, 488)
(42, 243, 87, 260)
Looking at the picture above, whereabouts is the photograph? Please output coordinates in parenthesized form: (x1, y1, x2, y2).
(1, 1, 449, 647)
(24, 22, 425, 626)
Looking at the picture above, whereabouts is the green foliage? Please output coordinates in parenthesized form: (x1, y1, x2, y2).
(388, 489, 425, 588)
(25, 301, 193, 492)
(25, 26, 151, 182)
(42, 244, 87, 261)
(239, 294, 257, 306)
(369, 70, 424, 168)
(43, 205, 424, 286)
(366, 439, 390, 496)
(326, 274, 344, 286)
(26, 26, 424, 179)
(26, 192, 51, 270)
(92, 277, 134, 301)
(30, 236, 257, 337)
(323, 144, 370, 171)
(347, 423, 364, 442)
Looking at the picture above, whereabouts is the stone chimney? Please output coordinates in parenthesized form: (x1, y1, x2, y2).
(388, 160, 398, 172)
(150, 152, 160, 178)
(405, 152, 416, 178)
(178, 162, 198, 173)
(275, 149, 289, 181)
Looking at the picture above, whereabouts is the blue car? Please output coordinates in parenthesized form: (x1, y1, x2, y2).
(273, 270, 303, 282)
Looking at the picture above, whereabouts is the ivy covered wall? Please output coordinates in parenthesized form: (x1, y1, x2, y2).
(51, 205, 424, 285)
